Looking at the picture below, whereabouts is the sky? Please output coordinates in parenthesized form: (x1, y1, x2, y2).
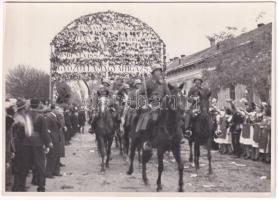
(3, 2, 275, 74)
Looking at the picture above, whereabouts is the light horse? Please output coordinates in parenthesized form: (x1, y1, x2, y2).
(127, 83, 184, 192)
(94, 96, 116, 172)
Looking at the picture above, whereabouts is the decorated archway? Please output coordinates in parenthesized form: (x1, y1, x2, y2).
(50, 10, 166, 104)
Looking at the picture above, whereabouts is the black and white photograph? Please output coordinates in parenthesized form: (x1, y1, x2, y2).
(2, 1, 275, 196)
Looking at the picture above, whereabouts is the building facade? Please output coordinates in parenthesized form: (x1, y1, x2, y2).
(166, 23, 271, 109)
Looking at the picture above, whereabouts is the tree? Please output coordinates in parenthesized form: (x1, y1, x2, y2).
(203, 23, 271, 102)
(6, 65, 50, 100)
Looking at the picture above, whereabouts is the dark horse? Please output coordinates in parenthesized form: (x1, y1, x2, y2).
(127, 83, 184, 192)
(93, 96, 116, 172)
(185, 88, 214, 174)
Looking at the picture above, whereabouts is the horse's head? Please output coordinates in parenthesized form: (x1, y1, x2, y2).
(199, 87, 211, 114)
(98, 96, 109, 114)
(167, 83, 185, 111)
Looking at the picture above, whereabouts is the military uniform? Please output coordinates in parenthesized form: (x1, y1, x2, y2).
(136, 76, 170, 133)
(185, 79, 211, 135)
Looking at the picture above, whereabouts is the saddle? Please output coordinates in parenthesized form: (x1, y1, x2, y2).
(135, 108, 160, 133)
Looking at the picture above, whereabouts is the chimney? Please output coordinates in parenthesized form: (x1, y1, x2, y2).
(257, 23, 265, 28)
(179, 58, 181, 65)
(209, 37, 216, 47)
(181, 54, 186, 58)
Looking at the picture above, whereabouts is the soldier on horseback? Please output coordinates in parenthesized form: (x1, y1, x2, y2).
(135, 63, 170, 150)
(185, 77, 207, 136)
(124, 79, 142, 128)
(91, 78, 113, 133)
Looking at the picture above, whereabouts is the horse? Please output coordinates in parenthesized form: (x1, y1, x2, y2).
(127, 83, 184, 192)
(93, 96, 116, 172)
(125, 109, 143, 172)
(185, 88, 214, 174)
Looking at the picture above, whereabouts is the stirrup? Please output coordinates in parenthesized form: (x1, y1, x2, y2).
(184, 130, 192, 138)
(143, 141, 152, 151)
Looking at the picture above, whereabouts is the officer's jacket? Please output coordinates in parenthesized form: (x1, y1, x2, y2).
(138, 78, 170, 105)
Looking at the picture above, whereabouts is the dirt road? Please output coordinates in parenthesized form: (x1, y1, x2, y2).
(26, 126, 271, 192)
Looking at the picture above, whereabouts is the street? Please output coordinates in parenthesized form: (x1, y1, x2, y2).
(26, 125, 271, 193)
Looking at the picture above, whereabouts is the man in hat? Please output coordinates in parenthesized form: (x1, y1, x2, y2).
(136, 64, 170, 149)
(11, 99, 29, 191)
(19, 98, 52, 192)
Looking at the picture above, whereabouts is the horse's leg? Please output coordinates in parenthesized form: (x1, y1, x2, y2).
(119, 138, 123, 156)
(194, 140, 200, 170)
(115, 134, 119, 148)
(137, 146, 142, 164)
(125, 127, 130, 156)
(142, 149, 152, 185)
(127, 139, 137, 175)
(106, 137, 113, 168)
(172, 144, 184, 192)
(197, 141, 200, 170)
(118, 130, 123, 156)
(156, 149, 164, 192)
(189, 138, 193, 163)
(207, 137, 213, 174)
(98, 136, 105, 172)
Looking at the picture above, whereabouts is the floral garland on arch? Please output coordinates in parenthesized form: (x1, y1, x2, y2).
(50, 10, 165, 82)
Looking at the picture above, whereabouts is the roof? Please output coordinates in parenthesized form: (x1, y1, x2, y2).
(166, 23, 272, 74)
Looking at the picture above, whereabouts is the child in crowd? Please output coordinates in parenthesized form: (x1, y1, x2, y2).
(258, 104, 271, 163)
(214, 108, 233, 154)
